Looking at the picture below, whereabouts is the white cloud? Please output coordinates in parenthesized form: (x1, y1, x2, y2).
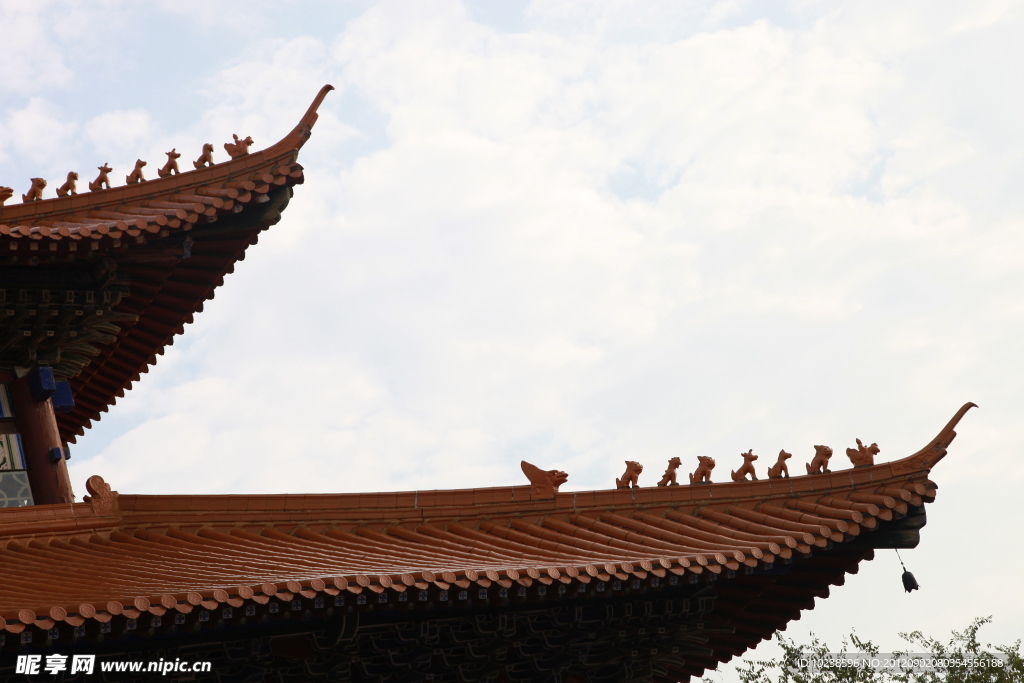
(0, 98, 78, 181)
(0, 1, 74, 92)
(84, 109, 155, 157)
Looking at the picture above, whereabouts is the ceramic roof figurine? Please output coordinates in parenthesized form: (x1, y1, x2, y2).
(615, 460, 643, 489)
(730, 449, 758, 482)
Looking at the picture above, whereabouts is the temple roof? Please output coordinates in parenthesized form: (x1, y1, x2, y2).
(0, 85, 334, 443)
(0, 85, 978, 681)
(0, 403, 974, 680)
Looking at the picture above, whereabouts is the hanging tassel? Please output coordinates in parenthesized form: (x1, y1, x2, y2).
(896, 549, 919, 592)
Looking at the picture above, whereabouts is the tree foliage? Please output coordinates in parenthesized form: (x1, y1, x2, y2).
(727, 618, 1022, 683)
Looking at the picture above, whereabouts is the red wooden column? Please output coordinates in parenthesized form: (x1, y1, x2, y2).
(9, 376, 75, 505)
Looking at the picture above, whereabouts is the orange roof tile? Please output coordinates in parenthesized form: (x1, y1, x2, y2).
(0, 403, 974, 681)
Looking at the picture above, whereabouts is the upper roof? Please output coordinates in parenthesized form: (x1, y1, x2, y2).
(0, 86, 334, 443)
(0, 402, 975, 677)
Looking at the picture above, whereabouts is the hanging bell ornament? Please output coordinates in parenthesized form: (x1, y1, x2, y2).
(896, 550, 919, 592)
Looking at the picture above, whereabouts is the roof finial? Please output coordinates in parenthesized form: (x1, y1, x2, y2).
(521, 460, 568, 499)
(731, 449, 759, 482)
(158, 149, 181, 177)
(767, 449, 791, 479)
(125, 159, 147, 185)
(88, 164, 112, 192)
(806, 445, 833, 474)
(83, 475, 119, 515)
(847, 438, 879, 467)
(656, 457, 682, 486)
(22, 178, 46, 202)
(56, 172, 78, 197)
(193, 144, 215, 169)
(688, 456, 715, 484)
(615, 461, 643, 489)
(224, 134, 254, 159)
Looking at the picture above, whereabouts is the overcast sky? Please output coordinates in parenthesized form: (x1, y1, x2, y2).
(2, 0, 1021, 678)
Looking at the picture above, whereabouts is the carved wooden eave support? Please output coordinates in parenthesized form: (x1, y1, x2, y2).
(0, 258, 137, 379)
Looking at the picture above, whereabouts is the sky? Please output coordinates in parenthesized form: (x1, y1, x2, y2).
(2, 0, 1022, 678)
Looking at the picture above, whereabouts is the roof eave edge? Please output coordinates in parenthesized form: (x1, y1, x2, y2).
(261, 84, 335, 157)
(890, 402, 977, 475)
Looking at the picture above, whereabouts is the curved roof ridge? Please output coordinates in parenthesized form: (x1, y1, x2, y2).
(0, 84, 334, 224)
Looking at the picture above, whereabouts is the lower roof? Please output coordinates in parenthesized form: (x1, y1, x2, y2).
(0, 403, 974, 680)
